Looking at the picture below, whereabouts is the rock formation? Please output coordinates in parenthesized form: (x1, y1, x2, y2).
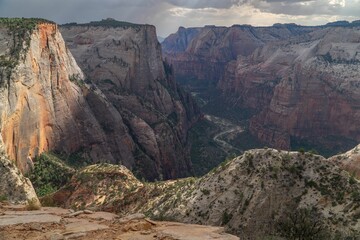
(51, 149, 360, 239)
(162, 24, 316, 85)
(0, 136, 38, 204)
(60, 19, 200, 180)
(220, 26, 360, 151)
(0, 19, 94, 173)
(0, 18, 199, 180)
(330, 144, 360, 178)
(164, 22, 360, 153)
(0, 203, 239, 240)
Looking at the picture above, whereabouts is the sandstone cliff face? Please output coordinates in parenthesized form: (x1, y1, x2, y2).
(0, 21, 104, 173)
(0, 19, 199, 180)
(0, 136, 38, 204)
(164, 23, 360, 153)
(60, 21, 200, 180)
(219, 27, 360, 151)
(0, 21, 137, 175)
(162, 24, 316, 84)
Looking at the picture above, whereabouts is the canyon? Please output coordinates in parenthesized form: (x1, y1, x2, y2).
(163, 22, 360, 155)
(2, 17, 360, 240)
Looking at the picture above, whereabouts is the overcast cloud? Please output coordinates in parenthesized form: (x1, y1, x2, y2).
(0, 0, 359, 36)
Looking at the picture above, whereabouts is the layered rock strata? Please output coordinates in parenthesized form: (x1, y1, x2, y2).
(0, 18, 199, 180)
(60, 20, 200, 180)
(219, 27, 360, 150)
(164, 22, 360, 152)
(162, 24, 316, 84)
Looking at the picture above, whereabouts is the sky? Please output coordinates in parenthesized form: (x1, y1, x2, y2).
(0, 0, 359, 37)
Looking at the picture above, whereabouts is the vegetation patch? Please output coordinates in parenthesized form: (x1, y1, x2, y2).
(29, 152, 75, 197)
(0, 195, 7, 202)
(221, 210, 233, 225)
(277, 208, 330, 240)
(188, 119, 228, 176)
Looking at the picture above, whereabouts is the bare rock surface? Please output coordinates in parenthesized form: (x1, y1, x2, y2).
(60, 20, 200, 180)
(0, 138, 38, 204)
(222, 27, 360, 151)
(0, 212, 61, 226)
(63, 219, 108, 235)
(0, 203, 238, 240)
(119, 222, 239, 240)
(330, 144, 360, 178)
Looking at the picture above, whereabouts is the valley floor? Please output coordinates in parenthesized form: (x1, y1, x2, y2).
(204, 114, 243, 153)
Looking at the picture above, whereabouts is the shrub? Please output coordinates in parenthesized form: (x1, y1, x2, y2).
(0, 195, 7, 202)
(40, 195, 56, 207)
(29, 152, 75, 197)
(298, 148, 305, 154)
(277, 208, 330, 240)
(222, 211, 233, 225)
(201, 189, 210, 195)
(26, 198, 41, 211)
(349, 174, 357, 185)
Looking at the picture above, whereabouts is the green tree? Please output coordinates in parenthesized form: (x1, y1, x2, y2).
(277, 208, 330, 240)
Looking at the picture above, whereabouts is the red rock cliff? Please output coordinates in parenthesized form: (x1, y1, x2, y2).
(219, 27, 360, 150)
(0, 19, 200, 180)
(162, 24, 315, 84)
(0, 22, 95, 172)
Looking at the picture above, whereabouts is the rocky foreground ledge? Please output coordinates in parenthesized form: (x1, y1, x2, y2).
(0, 203, 239, 240)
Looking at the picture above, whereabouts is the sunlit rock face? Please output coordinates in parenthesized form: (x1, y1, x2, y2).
(0, 22, 95, 173)
(0, 19, 199, 180)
